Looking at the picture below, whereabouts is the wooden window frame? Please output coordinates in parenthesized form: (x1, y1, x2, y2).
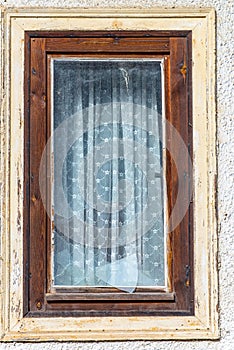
(25, 31, 193, 317)
(0, 8, 218, 341)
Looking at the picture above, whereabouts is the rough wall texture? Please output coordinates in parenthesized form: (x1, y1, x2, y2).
(0, 0, 233, 349)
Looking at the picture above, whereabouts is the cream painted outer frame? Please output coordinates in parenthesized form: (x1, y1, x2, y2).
(0, 8, 218, 341)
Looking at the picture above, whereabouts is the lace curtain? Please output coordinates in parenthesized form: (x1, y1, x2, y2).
(52, 59, 165, 291)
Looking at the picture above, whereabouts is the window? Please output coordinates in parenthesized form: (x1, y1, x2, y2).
(25, 32, 193, 316)
(1, 8, 218, 340)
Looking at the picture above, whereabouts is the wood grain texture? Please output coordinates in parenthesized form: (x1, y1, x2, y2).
(25, 32, 193, 317)
(28, 38, 47, 312)
(2, 8, 218, 340)
(167, 37, 192, 312)
(46, 292, 175, 301)
(45, 37, 170, 52)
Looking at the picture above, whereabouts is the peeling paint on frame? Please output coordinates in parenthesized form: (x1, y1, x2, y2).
(0, 7, 218, 341)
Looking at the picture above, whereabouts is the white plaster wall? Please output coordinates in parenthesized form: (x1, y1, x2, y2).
(0, 0, 233, 349)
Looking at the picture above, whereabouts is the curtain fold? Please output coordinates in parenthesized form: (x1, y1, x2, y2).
(53, 59, 165, 290)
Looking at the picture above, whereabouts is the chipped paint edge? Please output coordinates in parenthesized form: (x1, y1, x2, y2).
(0, 7, 218, 341)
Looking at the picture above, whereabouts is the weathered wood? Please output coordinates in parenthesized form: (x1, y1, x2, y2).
(167, 37, 192, 311)
(46, 292, 175, 301)
(1, 8, 218, 340)
(25, 32, 193, 316)
(23, 32, 31, 316)
(45, 37, 170, 53)
(28, 38, 47, 312)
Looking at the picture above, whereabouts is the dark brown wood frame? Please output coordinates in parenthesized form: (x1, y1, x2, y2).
(24, 31, 193, 317)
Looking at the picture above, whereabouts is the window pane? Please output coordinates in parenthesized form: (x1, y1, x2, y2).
(52, 59, 165, 290)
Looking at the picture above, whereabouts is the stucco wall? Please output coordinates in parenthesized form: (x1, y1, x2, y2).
(0, 0, 233, 349)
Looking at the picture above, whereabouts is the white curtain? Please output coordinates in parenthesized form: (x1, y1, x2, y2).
(52, 59, 165, 291)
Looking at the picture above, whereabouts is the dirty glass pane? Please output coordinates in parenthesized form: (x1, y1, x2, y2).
(52, 59, 165, 291)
